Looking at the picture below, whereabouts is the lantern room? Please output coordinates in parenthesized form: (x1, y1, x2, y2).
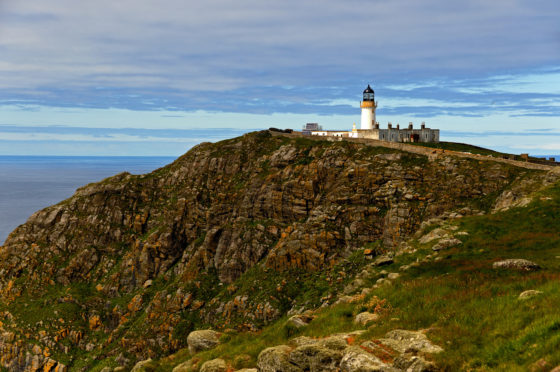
(363, 84, 375, 102)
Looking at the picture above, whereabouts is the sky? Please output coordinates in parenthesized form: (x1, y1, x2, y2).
(0, 0, 559, 156)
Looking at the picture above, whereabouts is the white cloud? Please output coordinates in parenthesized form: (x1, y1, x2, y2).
(511, 143, 560, 151)
(0, 132, 204, 143)
(0, 0, 558, 95)
(0, 0, 558, 155)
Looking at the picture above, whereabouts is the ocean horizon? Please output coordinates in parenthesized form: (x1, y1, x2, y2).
(0, 155, 175, 244)
(1, 152, 558, 245)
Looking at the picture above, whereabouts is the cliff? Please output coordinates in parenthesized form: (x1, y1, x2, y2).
(0, 131, 553, 371)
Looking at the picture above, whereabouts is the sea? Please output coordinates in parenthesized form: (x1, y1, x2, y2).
(0, 156, 175, 244)
(1, 153, 558, 245)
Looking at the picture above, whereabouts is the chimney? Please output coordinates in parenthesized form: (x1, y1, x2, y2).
(388, 122, 392, 129)
(396, 124, 400, 130)
(374, 122, 379, 129)
(408, 122, 413, 130)
(421, 121, 426, 130)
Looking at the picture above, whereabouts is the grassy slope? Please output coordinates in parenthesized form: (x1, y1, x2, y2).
(149, 178, 560, 372)
(371, 182, 560, 371)
(409, 141, 508, 157)
(410, 141, 557, 165)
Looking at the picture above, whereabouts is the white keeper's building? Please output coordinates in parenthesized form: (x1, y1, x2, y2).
(306, 84, 439, 143)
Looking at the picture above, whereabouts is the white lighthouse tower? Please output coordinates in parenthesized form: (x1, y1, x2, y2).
(360, 84, 377, 130)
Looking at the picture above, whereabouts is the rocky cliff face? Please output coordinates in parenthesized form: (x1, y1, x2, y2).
(0, 131, 543, 370)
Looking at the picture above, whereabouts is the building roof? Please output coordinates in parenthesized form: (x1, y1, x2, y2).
(363, 84, 374, 94)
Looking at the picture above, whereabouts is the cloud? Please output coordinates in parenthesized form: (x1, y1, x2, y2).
(0, 0, 558, 115)
(0, 125, 257, 145)
(0, 0, 558, 156)
(0, 127, 255, 156)
(510, 143, 560, 151)
(442, 129, 560, 137)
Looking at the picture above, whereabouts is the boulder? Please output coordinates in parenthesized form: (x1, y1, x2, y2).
(519, 290, 543, 300)
(287, 313, 315, 328)
(337, 295, 354, 303)
(493, 259, 541, 271)
(376, 278, 392, 286)
(493, 190, 532, 212)
(289, 335, 348, 351)
(257, 345, 302, 372)
(431, 238, 462, 251)
(172, 360, 194, 372)
(318, 335, 350, 351)
(200, 358, 228, 372)
(339, 346, 395, 372)
(289, 343, 343, 372)
(361, 288, 373, 296)
(360, 341, 394, 361)
(378, 330, 443, 354)
(282, 332, 352, 372)
(344, 279, 366, 294)
(387, 273, 400, 280)
(187, 330, 221, 354)
(354, 312, 379, 326)
(393, 354, 436, 372)
(290, 336, 319, 347)
(374, 255, 394, 267)
(131, 358, 155, 372)
(419, 228, 449, 244)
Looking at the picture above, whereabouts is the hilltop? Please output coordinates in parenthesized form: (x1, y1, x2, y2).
(0, 130, 558, 371)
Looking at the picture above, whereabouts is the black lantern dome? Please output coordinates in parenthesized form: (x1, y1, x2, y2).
(363, 84, 375, 101)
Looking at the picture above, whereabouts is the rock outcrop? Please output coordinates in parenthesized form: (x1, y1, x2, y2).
(257, 345, 301, 372)
(431, 237, 462, 251)
(187, 330, 221, 354)
(340, 346, 394, 372)
(518, 290, 543, 300)
(0, 131, 543, 369)
(287, 313, 315, 328)
(131, 358, 155, 371)
(199, 358, 228, 372)
(377, 330, 443, 354)
(493, 259, 541, 271)
(255, 330, 442, 372)
(354, 312, 380, 326)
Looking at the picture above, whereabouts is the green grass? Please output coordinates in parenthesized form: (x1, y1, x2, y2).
(409, 141, 508, 157)
(155, 302, 361, 371)
(409, 141, 559, 166)
(361, 181, 560, 370)
(148, 179, 560, 371)
(2, 131, 558, 371)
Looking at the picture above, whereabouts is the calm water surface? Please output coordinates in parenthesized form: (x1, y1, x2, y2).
(0, 156, 175, 244)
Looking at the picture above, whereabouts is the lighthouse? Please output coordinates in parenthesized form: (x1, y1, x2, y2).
(304, 84, 439, 143)
(360, 84, 377, 130)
